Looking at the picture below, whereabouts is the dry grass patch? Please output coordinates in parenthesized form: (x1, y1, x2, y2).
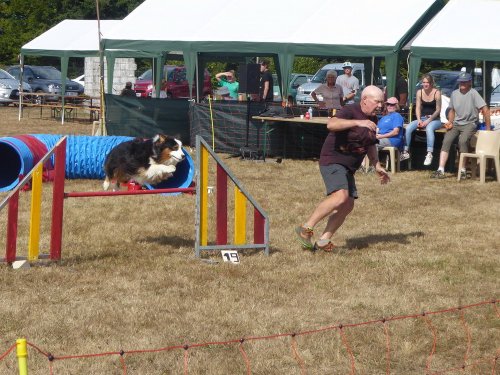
(0, 106, 499, 373)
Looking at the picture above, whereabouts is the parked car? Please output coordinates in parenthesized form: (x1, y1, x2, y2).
(72, 74, 85, 87)
(0, 68, 32, 106)
(134, 65, 212, 99)
(272, 73, 313, 102)
(7, 65, 84, 102)
(295, 63, 365, 106)
(415, 70, 483, 98)
(490, 84, 500, 108)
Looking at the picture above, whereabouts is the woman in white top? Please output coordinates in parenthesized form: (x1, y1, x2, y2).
(311, 70, 344, 111)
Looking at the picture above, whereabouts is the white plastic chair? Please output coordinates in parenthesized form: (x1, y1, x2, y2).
(381, 146, 400, 174)
(457, 130, 500, 183)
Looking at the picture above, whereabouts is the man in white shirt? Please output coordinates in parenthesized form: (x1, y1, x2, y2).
(336, 61, 360, 105)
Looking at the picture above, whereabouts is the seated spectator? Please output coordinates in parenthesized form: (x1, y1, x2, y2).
(400, 73, 442, 165)
(311, 70, 344, 112)
(120, 82, 136, 97)
(215, 70, 239, 100)
(431, 72, 491, 179)
(376, 97, 404, 150)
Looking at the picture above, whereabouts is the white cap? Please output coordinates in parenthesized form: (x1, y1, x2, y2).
(342, 61, 353, 69)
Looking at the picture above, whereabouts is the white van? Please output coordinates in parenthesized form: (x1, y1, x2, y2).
(295, 63, 365, 106)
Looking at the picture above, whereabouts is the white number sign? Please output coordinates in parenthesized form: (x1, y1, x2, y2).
(221, 250, 240, 264)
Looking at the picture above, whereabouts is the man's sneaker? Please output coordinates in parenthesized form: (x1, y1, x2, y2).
(460, 170, 468, 180)
(400, 151, 410, 161)
(423, 153, 433, 166)
(313, 240, 335, 253)
(295, 226, 314, 250)
(430, 170, 445, 179)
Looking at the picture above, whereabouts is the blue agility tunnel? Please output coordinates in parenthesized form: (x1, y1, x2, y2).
(0, 135, 195, 192)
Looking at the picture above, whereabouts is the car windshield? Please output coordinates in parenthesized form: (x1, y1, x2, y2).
(311, 69, 343, 83)
(431, 72, 459, 90)
(138, 66, 176, 81)
(30, 66, 62, 80)
(492, 84, 500, 94)
(138, 70, 153, 80)
(0, 69, 15, 80)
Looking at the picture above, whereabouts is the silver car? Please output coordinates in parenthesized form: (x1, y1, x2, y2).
(295, 63, 365, 106)
(0, 68, 32, 105)
(490, 84, 500, 108)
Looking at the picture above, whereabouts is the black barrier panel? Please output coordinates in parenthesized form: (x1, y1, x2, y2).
(191, 101, 271, 155)
(407, 131, 457, 172)
(189, 101, 329, 159)
(105, 94, 191, 144)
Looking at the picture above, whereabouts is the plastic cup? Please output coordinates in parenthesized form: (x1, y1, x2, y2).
(300, 115, 304, 119)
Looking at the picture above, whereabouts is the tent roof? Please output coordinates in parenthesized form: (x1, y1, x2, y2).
(411, 0, 500, 60)
(103, 0, 443, 56)
(21, 20, 157, 58)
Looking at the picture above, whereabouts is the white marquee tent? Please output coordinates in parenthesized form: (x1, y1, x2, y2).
(101, 0, 444, 97)
(20, 19, 160, 95)
(409, 0, 500, 102)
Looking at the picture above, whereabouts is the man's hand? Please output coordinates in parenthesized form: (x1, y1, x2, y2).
(444, 122, 453, 130)
(357, 119, 377, 132)
(375, 165, 390, 184)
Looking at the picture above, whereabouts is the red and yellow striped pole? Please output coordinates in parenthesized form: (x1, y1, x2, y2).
(234, 187, 246, 244)
(200, 145, 209, 246)
(28, 163, 43, 261)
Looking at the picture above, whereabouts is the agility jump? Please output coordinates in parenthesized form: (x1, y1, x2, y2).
(0, 135, 269, 263)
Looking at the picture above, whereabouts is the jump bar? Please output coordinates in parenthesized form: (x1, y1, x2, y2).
(65, 187, 196, 198)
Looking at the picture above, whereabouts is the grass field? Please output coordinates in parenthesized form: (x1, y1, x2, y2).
(0, 105, 499, 374)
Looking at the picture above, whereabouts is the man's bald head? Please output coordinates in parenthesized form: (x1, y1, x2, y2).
(360, 85, 384, 116)
(361, 85, 384, 99)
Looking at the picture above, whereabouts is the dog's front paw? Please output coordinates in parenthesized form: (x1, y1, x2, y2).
(164, 165, 176, 174)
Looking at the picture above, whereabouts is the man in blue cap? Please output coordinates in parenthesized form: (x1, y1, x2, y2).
(431, 71, 491, 179)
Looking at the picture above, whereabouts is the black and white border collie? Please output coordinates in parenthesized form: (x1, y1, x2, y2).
(103, 134, 185, 190)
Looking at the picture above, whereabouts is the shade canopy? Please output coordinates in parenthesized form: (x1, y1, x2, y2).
(102, 0, 444, 97)
(409, 0, 500, 102)
(21, 19, 157, 58)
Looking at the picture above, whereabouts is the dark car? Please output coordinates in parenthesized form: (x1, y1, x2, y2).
(7, 65, 84, 102)
(415, 70, 483, 98)
(490, 83, 500, 108)
(134, 65, 212, 99)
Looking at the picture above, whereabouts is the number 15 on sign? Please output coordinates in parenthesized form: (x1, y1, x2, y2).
(221, 250, 240, 264)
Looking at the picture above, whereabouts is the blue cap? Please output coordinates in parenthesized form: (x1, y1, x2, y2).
(457, 72, 472, 82)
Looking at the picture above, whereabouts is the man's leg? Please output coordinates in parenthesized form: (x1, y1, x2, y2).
(458, 124, 477, 178)
(438, 127, 460, 170)
(317, 195, 355, 241)
(304, 189, 351, 231)
(437, 150, 450, 170)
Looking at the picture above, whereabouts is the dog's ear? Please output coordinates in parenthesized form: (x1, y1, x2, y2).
(152, 134, 167, 145)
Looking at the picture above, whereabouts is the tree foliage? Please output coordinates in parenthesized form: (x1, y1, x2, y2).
(0, 0, 143, 67)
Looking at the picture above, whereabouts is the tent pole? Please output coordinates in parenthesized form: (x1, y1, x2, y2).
(96, 0, 107, 135)
(18, 54, 24, 122)
(195, 56, 199, 102)
(371, 56, 374, 85)
(483, 60, 486, 101)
